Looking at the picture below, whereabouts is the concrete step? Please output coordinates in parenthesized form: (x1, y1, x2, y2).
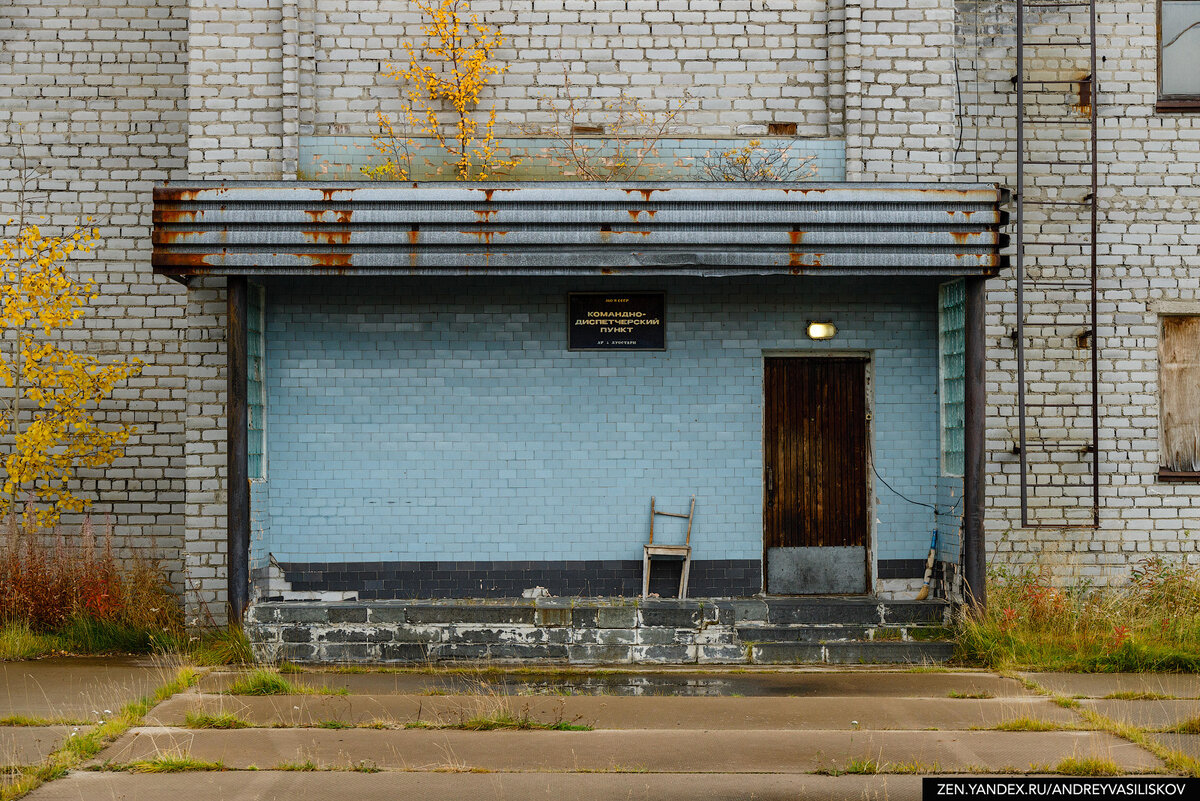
(759, 599, 950, 626)
(735, 624, 951, 644)
(250, 597, 955, 665)
(750, 640, 956, 665)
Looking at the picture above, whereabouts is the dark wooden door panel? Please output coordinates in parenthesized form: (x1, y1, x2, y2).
(764, 358, 868, 550)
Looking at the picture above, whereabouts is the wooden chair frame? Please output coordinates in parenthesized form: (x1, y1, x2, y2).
(642, 495, 695, 598)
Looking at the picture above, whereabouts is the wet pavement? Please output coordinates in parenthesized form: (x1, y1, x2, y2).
(147, 692, 1080, 730)
(1020, 672, 1200, 699)
(5, 664, 1197, 800)
(0, 658, 176, 720)
(15, 770, 931, 801)
(0, 727, 73, 769)
(1080, 699, 1200, 729)
(99, 726, 1160, 773)
(198, 666, 1028, 698)
(0, 657, 180, 787)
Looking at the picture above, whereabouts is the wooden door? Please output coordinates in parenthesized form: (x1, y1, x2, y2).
(763, 357, 868, 594)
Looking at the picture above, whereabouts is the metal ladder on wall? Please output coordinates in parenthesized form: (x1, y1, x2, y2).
(1013, 0, 1100, 527)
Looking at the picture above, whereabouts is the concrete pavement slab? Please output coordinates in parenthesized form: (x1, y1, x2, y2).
(146, 693, 1082, 731)
(1020, 674, 1200, 699)
(1080, 700, 1200, 729)
(25, 769, 927, 801)
(0, 727, 71, 768)
(0, 658, 176, 720)
(97, 727, 1162, 773)
(201, 669, 1029, 699)
(1148, 733, 1200, 760)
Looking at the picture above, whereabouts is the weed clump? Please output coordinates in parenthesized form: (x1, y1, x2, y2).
(1055, 757, 1122, 777)
(956, 557, 1200, 672)
(0, 518, 183, 659)
(184, 712, 250, 730)
(226, 670, 302, 696)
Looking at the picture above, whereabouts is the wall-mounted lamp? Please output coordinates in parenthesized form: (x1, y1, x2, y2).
(806, 321, 837, 341)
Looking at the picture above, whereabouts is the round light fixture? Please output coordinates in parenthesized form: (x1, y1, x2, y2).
(806, 321, 837, 340)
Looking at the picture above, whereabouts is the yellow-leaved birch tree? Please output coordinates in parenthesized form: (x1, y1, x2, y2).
(366, 0, 517, 180)
(0, 221, 143, 526)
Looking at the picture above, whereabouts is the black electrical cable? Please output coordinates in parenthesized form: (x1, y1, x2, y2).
(871, 463, 964, 517)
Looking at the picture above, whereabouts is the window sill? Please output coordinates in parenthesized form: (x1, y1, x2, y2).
(1158, 468, 1200, 482)
(1156, 100, 1200, 113)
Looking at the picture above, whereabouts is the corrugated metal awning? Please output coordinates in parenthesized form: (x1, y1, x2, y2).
(152, 182, 1010, 280)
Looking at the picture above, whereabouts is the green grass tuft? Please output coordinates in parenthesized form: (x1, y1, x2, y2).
(275, 761, 319, 772)
(1168, 717, 1200, 735)
(316, 720, 352, 730)
(226, 670, 302, 696)
(947, 691, 995, 699)
(1055, 757, 1122, 777)
(1102, 691, 1175, 701)
(183, 711, 250, 730)
(187, 626, 253, 666)
(0, 715, 90, 727)
(992, 716, 1064, 732)
(816, 758, 881, 776)
(121, 755, 227, 773)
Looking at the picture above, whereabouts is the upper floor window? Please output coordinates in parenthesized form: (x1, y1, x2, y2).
(1159, 0, 1200, 111)
(1159, 315, 1200, 481)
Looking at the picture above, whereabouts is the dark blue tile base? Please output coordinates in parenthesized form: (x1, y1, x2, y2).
(269, 559, 763, 599)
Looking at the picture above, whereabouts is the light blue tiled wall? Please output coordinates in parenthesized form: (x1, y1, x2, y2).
(258, 276, 941, 566)
(299, 136, 847, 182)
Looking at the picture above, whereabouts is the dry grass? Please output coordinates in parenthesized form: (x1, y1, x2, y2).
(990, 716, 1068, 732)
(183, 711, 250, 730)
(956, 558, 1200, 672)
(1054, 757, 1123, 776)
(0, 519, 181, 634)
(0, 518, 186, 661)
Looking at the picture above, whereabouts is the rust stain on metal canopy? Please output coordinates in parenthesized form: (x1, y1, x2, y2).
(301, 230, 351, 246)
(298, 252, 352, 270)
(788, 252, 823, 268)
(157, 209, 201, 224)
(478, 188, 514, 202)
(461, 230, 508, 245)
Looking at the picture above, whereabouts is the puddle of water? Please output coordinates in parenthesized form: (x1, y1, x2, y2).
(419, 675, 789, 697)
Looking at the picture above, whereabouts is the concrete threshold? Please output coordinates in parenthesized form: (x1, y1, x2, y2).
(199, 668, 1028, 698)
(22, 769, 932, 801)
(146, 693, 1083, 731)
(96, 727, 1163, 774)
(0, 726, 73, 768)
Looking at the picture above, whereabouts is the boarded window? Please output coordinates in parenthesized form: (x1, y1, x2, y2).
(1160, 0, 1200, 102)
(939, 280, 966, 476)
(1160, 316, 1200, 472)
(247, 283, 266, 480)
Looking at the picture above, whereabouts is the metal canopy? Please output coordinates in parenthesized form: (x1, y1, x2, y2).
(152, 182, 1010, 280)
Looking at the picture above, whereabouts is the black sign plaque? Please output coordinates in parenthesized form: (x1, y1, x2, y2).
(568, 292, 666, 351)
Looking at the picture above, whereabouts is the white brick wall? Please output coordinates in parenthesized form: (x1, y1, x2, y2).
(952, 0, 1200, 581)
(0, 0, 191, 600)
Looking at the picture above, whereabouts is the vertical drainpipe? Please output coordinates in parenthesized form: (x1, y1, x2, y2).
(227, 276, 250, 623)
(963, 276, 987, 607)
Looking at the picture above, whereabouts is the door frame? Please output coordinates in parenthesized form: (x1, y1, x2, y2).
(760, 351, 877, 595)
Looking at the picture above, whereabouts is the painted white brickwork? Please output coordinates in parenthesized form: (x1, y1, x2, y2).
(0, 0, 193, 606)
(2, 0, 1196, 620)
(952, 0, 1200, 580)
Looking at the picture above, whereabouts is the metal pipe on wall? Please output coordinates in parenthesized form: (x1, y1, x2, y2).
(227, 276, 251, 622)
(963, 276, 987, 607)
